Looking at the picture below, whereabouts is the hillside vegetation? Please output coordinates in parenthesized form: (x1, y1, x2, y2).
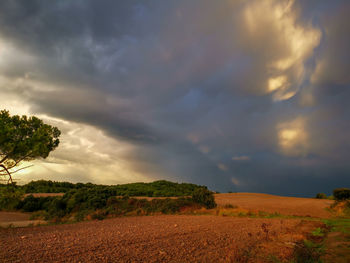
(3, 179, 204, 197)
(0, 180, 216, 222)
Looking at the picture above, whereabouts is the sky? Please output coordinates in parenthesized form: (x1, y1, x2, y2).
(0, 0, 349, 196)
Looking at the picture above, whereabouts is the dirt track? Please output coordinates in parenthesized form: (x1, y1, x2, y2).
(215, 193, 333, 218)
(0, 215, 320, 263)
(0, 211, 30, 222)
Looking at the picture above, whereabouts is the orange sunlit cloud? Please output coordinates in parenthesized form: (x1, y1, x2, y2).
(277, 118, 309, 157)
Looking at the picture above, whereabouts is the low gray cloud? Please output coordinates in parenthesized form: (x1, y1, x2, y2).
(0, 0, 349, 196)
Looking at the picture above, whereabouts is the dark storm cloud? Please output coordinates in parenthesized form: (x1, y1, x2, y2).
(0, 0, 349, 196)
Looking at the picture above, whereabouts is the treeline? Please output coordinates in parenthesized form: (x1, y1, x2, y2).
(4, 180, 205, 197)
(315, 188, 350, 201)
(0, 180, 217, 222)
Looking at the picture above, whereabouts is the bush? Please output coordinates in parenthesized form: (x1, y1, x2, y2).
(16, 195, 58, 212)
(18, 195, 42, 212)
(192, 187, 217, 209)
(7, 181, 215, 222)
(315, 193, 327, 199)
(293, 240, 324, 263)
(223, 204, 237, 209)
(0, 186, 23, 210)
(19, 179, 205, 197)
(148, 198, 195, 214)
(91, 211, 106, 220)
(10, 190, 201, 221)
(327, 195, 334, 200)
(333, 188, 350, 201)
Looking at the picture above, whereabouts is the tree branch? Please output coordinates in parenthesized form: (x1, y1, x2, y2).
(0, 151, 34, 172)
(0, 155, 8, 163)
(0, 164, 13, 184)
(0, 165, 33, 176)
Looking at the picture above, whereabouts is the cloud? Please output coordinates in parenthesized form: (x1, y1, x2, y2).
(198, 145, 210, 154)
(236, 0, 321, 100)
(0, 0, 349, 196)
(277, 117, 309, 157)
(231, 177, 241, 186)
(218, 164, 228, 172)
(16, 116, 154, 184)
(311, 3, 350, 86)
(232, 156, 251, 161)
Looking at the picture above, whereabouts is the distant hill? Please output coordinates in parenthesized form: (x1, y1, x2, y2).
(1, 180, 206, 197)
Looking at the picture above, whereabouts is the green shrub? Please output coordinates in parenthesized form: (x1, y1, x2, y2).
(18, 179, 205, 197)
(18, 195, 42, 212)
(192, 187, 217, 209)
(333, 188, 350, 201)
(12, 192, 199, 221)
(7, 181, 213, 221)
(315, 193, 327, 199)
(0, 186, 23, 210)
(16, 195, 58, 212)
(223, 204, 237, 209)
(91, 211, 106, 220)
(293, 240, 324, 263)
(75, 210, 89, 221)
(311, 228, 324, 237)
(327, 195, 334, 200)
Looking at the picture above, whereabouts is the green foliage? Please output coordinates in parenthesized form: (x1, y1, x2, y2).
(1, 179, 216, 221)
(223, 204, 237, 209)
(0, 110, 60, 183)
(333, 188, 350, 201)
(17, 179, 204, 197)
(192, 187, 217, 209)
(311, 228, 324, 237)
(16, 195, 57, 212)
(23, 180, 77, 193)
(327, 195, 334, 200)
(0, 185, 23, 210)
(315, 193, 327, 199)
(324, 218, 350, 235)
(293, 240, 324, 263)
(63, 187, 117, 213)
(91, 212, 106, 220)
(144, 198, 195, 214)
(11, 187, 199, 221)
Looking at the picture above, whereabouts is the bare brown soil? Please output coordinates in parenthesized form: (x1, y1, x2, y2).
(323, 231, 350, 263)
(0, 211, 30, 222)
(0, 215, 322, 263)
(0, 212, 45, 227)
(215, 193, 333, 218)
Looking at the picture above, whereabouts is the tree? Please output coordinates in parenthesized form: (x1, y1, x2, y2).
(333, 188, 350, 201)
(192, 187, 217, 209)
(0, 110, 61, 184)
(315, 193, 327, 199)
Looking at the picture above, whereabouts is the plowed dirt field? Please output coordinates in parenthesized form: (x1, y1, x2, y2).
(0, 215, 322, 263)
(215, 193, 333, 218)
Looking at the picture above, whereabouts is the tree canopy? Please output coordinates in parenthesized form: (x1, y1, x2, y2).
(0, 110, 60, 184)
